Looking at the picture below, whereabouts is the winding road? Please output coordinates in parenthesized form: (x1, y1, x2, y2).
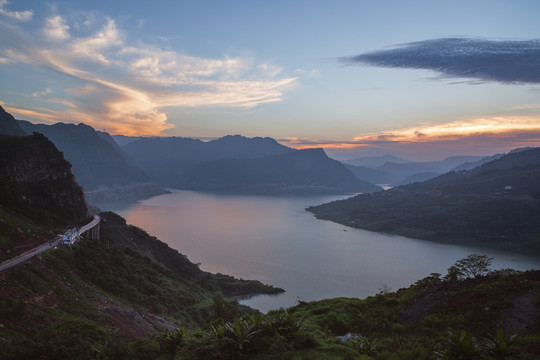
(0, 214, 100, 272)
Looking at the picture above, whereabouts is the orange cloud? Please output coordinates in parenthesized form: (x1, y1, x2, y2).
(279, 116, 540, 154)
(4, 104, 62, 124)
(0, 10, 297, 135)
(293, 143, 373, 150)
(352, 116, 540, 143)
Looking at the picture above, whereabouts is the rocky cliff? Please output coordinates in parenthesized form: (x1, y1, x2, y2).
(0, 105, 26, 136)
(0, 133, 88, 247)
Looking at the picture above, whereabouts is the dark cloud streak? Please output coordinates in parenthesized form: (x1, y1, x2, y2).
(342, 38, 540, 84)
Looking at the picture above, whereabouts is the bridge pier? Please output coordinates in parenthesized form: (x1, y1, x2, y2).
(90, 223, 100, 240)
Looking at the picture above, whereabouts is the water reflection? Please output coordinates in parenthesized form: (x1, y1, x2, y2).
(107, 190, 539, 313)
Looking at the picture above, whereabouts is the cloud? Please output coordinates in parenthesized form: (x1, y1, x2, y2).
(342, 38, 540, 84)
(0, 56, 14, 64)
(349, 116, 540, 145)
(0, 0, 32, 21)
(0, 9, 297, 135)
(280, 116, 540, 159)
(32, 88, 52, 97)
(68, 17, 122, 64)
(44, 15, 70, 41)
(3, 103, 65, 124)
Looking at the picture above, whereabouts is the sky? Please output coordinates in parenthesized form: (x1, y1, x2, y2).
(1, 0, 540, 161)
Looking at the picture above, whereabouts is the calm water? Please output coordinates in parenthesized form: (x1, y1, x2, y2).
(103, 190, 539, 312)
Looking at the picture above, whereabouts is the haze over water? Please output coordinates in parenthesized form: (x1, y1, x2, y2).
(110, 190, 539, 312)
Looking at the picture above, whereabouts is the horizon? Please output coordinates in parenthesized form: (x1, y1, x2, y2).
(2, 1, 540, 161)
(106, 131, 525, 162)
(7, 111, 534, 162)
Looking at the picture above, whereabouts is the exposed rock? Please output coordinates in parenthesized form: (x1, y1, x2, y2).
(0, 133, 88, 224)
(0, 105, 26, 136)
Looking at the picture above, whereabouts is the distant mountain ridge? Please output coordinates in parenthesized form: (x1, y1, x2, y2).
(2, 104, 379, 197)
(344, 163, 398, 185)
(15, 119, 166, 203)
(177, 147, 381, 194)
(344, 154, 487, 185)
(308, 147, 540, 254)
(124, 135, 380, 194)
(344, 154, 410, 167)
(123, 134, 294, 184)
(376, 155, 482, 181)
(17, 120, 148, 190)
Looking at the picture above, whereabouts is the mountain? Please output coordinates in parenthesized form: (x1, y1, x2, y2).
(343, 153, 484, 185)
(344, 163, 398, 184)
(122, 136, 207, 183)
(123, 135, 378, 194)
(0, 105, 26, 136)
(376, 155, 483, 183)
(123, 134, 295, 184)
(0, 133, 282, 358)
(394, 171, 442, 185)
(16, 120, 165, 203)
(177, 148, 382, 194)
(451, 153, 505, 171)
(471, 147, 540, 173)
(0, 132, 88, 260)
(96, 130, 128, 156)
(451, 148, 533, 172)
(343, 154, 410, 167)
(308, 147, 540, 254)
(1, 130, 538, 359)
(110, 134, 146, 146)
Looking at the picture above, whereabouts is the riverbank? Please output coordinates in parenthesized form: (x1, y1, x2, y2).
(114, 189, 540, 312)
(307, 191, 540, 256)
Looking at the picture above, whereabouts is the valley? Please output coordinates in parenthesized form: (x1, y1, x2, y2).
(1, 106, 539, 359)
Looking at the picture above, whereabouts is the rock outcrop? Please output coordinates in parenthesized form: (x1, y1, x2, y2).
(0, 132, 88, 226)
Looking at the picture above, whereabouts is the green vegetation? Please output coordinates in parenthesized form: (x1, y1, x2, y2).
(2, 253, 538, 359)
(308, 148, 540, 254)
(1, 131, 538, 358)
(445, 254, 493, 281)
(97, 212, 284, 299)
(0, 211, 284, 359)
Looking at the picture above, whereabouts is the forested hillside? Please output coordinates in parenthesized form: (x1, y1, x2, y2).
(309, 148, 540, 253)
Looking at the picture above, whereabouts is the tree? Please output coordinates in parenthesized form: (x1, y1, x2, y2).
(445, 254, 493, 280)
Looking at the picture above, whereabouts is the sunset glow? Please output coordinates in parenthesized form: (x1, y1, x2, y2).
(1, 1, 539, 159)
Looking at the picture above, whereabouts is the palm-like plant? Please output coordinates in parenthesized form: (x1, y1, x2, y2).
(265, 311, 300, 338)
(434, 329, 479, 360)
(486, 328, 516, 360)
(164, 327, 186, 352)
(91, 341, 108, 360)
(351, 334, 379, 356)
(221, 317, 261, 356)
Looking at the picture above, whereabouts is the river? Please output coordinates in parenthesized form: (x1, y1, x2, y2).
(101, 189, 540, 312)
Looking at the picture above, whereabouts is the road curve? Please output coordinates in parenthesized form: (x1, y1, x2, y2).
(0, 214, 101, 273)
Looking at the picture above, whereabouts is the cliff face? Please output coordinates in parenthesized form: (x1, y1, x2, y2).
(16, 120, 167, 204)
(0, 105, 26, 136)
(0, 133, 88, 227)
(17, 121, 154, 190)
